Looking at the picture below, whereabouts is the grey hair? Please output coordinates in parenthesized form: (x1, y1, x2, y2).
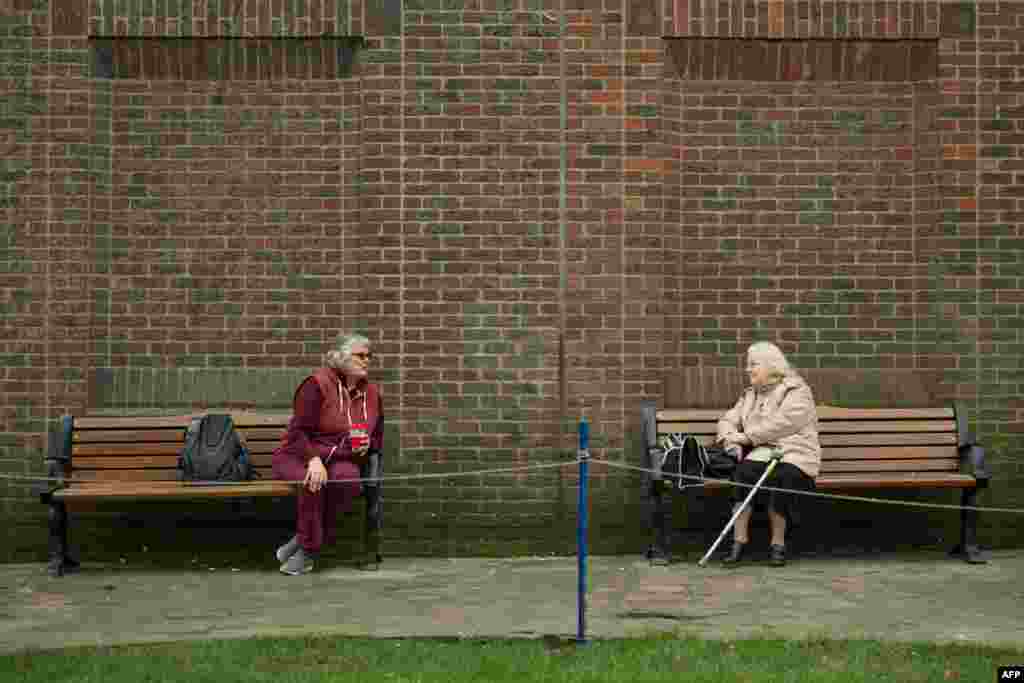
(746, 341, 793, 380)
(325, 332, 371, 370)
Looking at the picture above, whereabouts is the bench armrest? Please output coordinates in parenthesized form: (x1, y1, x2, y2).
(37, 417, 73, 503)
(361, 448, 384, 536)
(646, 447, 663, 479)
(954, 403, 989, 483)
(36, 458, 67, 503)
(46, 416, 73, 464)
(958, 442, 990, 483)
(640, 400, 663, 488)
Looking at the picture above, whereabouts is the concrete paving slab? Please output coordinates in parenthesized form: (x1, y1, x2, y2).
(1, 550, 1022, 655)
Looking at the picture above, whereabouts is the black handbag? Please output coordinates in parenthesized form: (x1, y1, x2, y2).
(703, 442, 738, 479)
(658, 435, 738, 489)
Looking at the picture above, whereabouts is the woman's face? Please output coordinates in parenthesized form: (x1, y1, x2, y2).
(746, 356, 772, 388)
(344, 344, 373, 381)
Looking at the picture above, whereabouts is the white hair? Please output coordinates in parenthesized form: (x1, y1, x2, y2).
(746, 341, 793, 380)
(325, 332, 371, 370)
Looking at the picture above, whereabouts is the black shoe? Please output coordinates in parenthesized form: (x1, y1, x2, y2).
(769, 544, 786, 566)
(722, 541, 746, 566)
(645, 545, 671, 566)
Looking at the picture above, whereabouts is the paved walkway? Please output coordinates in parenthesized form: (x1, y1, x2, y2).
(2, 550, 1022, 654)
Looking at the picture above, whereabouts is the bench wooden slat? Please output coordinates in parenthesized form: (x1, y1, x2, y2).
(74, 453, 276, 470)
(74, 440, 291, 458)
(235, 427, 287, 440)
(54, 481, 297, 501)
(227, 413, 291, 427)
(72, 415, 195, 429)
(817, 433, 958, 447)
(72, 456, 184, 470)
(243, 442, 282, 455)
(656, 407, 954, 422)
(71, 413, 291, 431)
(817, 420, 955, 433)
(73, 429, 187, 443)
(702, 472, 976, 490)
(820, 446, 956, 460)
(819, 458, 959, 473)
(816, 407, 955, 419)
(658, 420, 955, 435)
(816, 474, 976, 489)
(654, 431, 959, 447)
(73, 443, 183, 457)
(71, 466, 274, 482)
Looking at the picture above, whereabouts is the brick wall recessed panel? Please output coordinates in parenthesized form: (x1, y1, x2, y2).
(96, 75, 361, 383)
(667, 38, 938, 82)
(664, 68, 932, 372)
(666, 0, 943, 39)
(87, 0, 366, 38)
(91, 38, 365, 81)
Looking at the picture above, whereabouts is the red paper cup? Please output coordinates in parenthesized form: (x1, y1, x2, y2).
(350, 422, 369, 450)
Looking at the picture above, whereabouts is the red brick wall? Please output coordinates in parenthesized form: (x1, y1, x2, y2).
(2, 0, 1023, 554)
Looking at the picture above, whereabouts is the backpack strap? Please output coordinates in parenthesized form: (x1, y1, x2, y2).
(177, 416, 204, 481)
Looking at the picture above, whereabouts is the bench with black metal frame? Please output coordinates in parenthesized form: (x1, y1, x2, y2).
(639, 402, 990, 564)
(37, 413, 383, 577)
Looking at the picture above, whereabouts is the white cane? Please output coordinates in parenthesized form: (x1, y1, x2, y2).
(698, 449, 782, 567)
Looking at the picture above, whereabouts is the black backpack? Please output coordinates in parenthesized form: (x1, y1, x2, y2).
(177, 414, 258, 483)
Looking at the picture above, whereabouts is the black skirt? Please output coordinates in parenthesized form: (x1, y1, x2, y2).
(731, 459, 815, 525)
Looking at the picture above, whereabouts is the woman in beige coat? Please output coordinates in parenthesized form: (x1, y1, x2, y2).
(716, 342, 821, 566)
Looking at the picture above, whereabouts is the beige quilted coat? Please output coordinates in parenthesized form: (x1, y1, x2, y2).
(716, 374, 822, 479)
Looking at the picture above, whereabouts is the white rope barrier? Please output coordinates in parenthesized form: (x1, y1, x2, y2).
(590, 457, 1024, 515)
(0, 459, 583, 487)
(2, 455, 1021, 515)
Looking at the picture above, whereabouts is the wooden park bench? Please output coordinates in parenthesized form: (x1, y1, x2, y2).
(640, 402, 991, 564)
(37, 413, 383, 577)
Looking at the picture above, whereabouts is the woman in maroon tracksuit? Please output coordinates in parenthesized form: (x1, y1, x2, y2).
(272, 332, 383, 575)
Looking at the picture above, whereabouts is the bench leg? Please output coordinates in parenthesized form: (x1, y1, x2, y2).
(47, 501, 78, 577)
(645, 484, 671, 565)
(360, 485, 382, 570)
(950, 487, 986, 564)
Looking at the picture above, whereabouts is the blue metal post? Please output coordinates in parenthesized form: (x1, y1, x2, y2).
(576, 416, 589, 644)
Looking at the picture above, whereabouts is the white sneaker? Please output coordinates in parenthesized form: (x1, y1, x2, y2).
(275, 535, 299, 564)
(280, 548, 315, 576)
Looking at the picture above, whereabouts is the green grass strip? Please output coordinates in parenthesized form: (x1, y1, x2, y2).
(3, 633, 1022, 682)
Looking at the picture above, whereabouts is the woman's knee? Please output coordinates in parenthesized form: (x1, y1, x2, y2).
(272, 456, 306, 482)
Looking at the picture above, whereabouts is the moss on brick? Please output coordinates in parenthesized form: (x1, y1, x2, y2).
(628, 104, 657, 118)
(983, 145, 1012, 158)
(430, 223, 464, 236)
(464, 356, 499, 369)
(799, 212, 834, 225)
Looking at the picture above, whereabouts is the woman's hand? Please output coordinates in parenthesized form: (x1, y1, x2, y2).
(723, 431, 751, 447)
(305, 456, 328, 493)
